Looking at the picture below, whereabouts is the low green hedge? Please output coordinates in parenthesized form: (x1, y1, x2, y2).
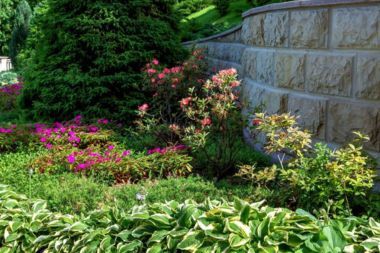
(0, 185, 379, 252)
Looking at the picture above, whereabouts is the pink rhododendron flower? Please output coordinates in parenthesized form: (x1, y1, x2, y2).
(158, 73, 165, 79)
(40, 137, 47, 143)
(108, 145, 114, 151)
(230, 80, 240, 88)
(201, 117, 212, 127)
(138, 103, 149, 112)
(180, 97, 192, 108)
(152, 58, 159, 65)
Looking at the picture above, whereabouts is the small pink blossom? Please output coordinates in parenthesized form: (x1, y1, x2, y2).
(152, 58, 159, 65)
(138, 103, 149, 112)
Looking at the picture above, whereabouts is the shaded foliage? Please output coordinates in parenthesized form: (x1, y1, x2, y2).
(19, 0, 187, 122)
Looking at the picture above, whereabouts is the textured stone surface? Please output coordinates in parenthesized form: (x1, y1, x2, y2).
(306, 54, 353, 96)
(256, 51, 274, 86)
(206, 43, 246, 63)
(290, 9, 328, 48)
(264, 12, 289, 47)
(242, 79, 288, 114)
(327, 101, 380, 151)
(207, 58, 243, 76)
(242, 14, 265, 46)
(218, 30, 242, 43)
(241, 48, 257, 80)
(356, 56, 380, 100)
(288, 95, 326, 139)
(275, 52, 305, 90)
(332, 7, 380, 49)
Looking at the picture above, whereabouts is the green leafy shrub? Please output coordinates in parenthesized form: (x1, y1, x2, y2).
(0, 72, 18, 86)
(19, 0, 187, 122)
(247, 113, 376, 214)
(0, 185, 379, 252)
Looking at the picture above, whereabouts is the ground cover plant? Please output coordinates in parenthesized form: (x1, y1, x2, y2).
(0, 185, 379, 252)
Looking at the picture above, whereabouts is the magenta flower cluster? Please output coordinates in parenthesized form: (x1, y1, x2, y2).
(66, 146, 131, 172)
(0, 83, 23, 96)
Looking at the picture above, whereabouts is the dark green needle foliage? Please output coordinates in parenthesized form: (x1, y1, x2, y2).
(19, 0, 187, 122)
(9, 0, 32, 69)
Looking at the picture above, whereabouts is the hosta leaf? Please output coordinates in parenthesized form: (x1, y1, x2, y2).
(99, 235, 112, 251)
(117, 230, 132, 242)
(32, 200, 47, 213)
(177, 231, 204, 251)
(148, 230, 169, 244)
(256, 217, 270, 239)
(4, 232, 20, 243)
(361, 238, 380, 250)
(169, 228, 188, 238)
(3, 199, 18, 209)
(149, 213, 172, 227)
(8, 221, 23, 232)
(228, 234, 250, 248)
(205, 230, 229, 241)
(132, 224, 154, 238)
(146, 244, 162, 253)
(167, 236, 181, 250)
(322, 226, 346, 249)
(225, 220, 251, 238)
(178, 205, 197, 227)
(0, 248, 11, 253)
(295, 209, 317, 221)
(117, 240, 142, 252)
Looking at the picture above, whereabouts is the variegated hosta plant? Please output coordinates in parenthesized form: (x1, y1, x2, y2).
(0, 185, 379, 252)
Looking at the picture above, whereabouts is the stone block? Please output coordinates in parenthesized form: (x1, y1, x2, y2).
(256, 51, 274, 86)
(263, 11, 289, 47)
(242, 14, 265, 46)
(290, 9, 328, 48)
(327, 101, 380, 151)
(332, 7, 380, 49)
(242, 79, 288, 114)
(306, 54, 353, 96)
(241, 48, 257, 80)
(288, 95, 326, 139)
(356, 56, 380, 100)
(275, 52, 305, 90)
(206, 43, 246, 63)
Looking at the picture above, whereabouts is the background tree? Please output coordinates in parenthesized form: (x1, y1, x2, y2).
(19, 0, 187, 122)
(0, 0, 21, 56)
(9, 0, 32, 68)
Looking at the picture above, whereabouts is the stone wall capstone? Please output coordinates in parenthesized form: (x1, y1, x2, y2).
(183, 0, 380, 186)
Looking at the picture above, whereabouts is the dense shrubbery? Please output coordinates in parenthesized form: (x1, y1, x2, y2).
(138, 66, 250, 178)
(242, 113, 377, 216)
(0, 185, 379, 252)
(175, 0, 212, 17)
(19, 0, 187, 122)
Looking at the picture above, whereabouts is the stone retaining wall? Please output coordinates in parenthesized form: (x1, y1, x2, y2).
(184, 0, 380, 187)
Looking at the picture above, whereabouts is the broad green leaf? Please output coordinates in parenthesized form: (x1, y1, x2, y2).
(225, 220, 251, 238)
(146, 244, 162, 253)
(228, 234, 250, 248)
(177, 231, 204, 251)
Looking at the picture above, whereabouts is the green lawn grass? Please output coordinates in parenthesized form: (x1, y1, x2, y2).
(180, 0, 253, 41)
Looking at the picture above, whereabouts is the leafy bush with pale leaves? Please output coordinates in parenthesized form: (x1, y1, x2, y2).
(0, 185, 379, 252)
(247, 113, 376, 214)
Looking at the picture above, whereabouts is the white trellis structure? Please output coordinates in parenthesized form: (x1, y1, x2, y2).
(0, 57, 12, 72)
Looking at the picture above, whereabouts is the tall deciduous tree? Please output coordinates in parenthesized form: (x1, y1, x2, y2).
(20, 0, 187, 122)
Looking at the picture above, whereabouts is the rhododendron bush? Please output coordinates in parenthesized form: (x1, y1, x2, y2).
(0, 115, 192, 184)
(138, 67, 244, 178)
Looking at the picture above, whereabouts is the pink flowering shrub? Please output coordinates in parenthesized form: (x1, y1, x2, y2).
(179, 68, 243, 177)
(0, 81, 23, 111)
(138, 67, 244, 178)
(136, 49, 206, 144)
(30, 144, 192, 184)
